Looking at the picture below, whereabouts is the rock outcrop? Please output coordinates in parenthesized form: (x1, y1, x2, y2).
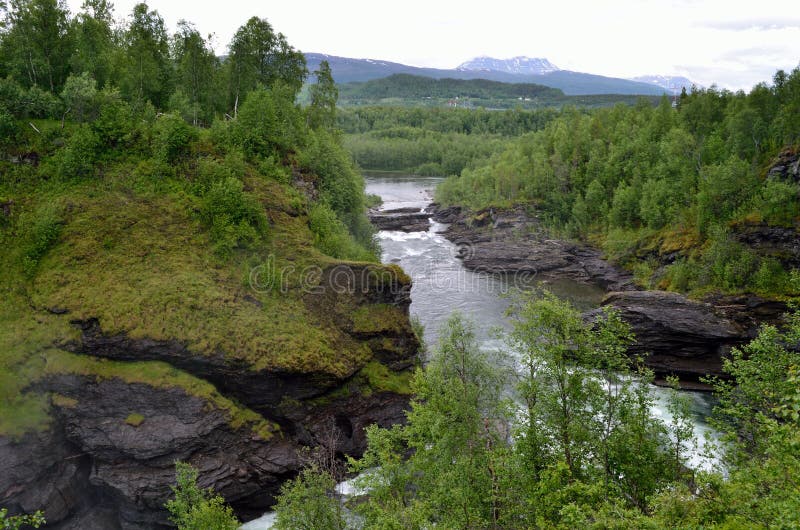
(585, 291, 745, 381)
(1, 266, 420, 529)
(733, 223, 800, 269)
(767, 147, 800, 182)
(431, 205, 636, 291)
(369, 207, 431, 232)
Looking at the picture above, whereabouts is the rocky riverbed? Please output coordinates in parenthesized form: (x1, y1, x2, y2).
(413, 204, 788, 386)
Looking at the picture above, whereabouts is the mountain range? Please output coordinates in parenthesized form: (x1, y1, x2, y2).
(306, 53, 697, 96)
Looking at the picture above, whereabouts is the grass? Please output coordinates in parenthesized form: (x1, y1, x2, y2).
(125, 413, 145, 427)
(0, 148, 414, 437)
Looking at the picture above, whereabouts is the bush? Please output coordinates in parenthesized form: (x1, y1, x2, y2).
(755, 178, 800, 227)
(20, 204, 64, 277)
(22, 86, 61, 119)
(696, 156, 757, 234)
(153, 113, 197, 163)
(299, 130, 378, 255)
(608, 182, 641, 228)
(49, 125, 100, 179)
(701, 229, 760, 291)
(93, 87, 134, 147)
(273, 467, 344, 530)
(0, 508, 45, 529)
(61, 73, 98, 122)
(195, 158, 234, 194)
(0, 108, 16, 152)
(753, 258, 792, 294)
(165, 462, 240, 530)
(257, 155, 291, 184)
(663, 260, 698, 292)
(308, 202, 374, 261)
(199, 177, 266, 258)
(0, 77, 25, 116)
(639, 178, 677, 229)
(300, 130, 363, 218)
(230, 85, 305, 159)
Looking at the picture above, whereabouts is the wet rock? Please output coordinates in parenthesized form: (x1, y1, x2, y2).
(426, 204, 462, 223)
(703, 292, 789, 339)
(2, 262, 420, 529)
(369, 207, 430, 232)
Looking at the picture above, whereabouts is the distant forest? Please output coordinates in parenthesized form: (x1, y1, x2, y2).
(337, 74, 664, 109)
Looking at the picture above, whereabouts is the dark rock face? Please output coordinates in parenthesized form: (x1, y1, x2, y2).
(369, 207, 431, 232)
(733, 223, 800, 269)
(42, 376, 300, 528)
(702, 292, 789, 339)
(431, 205, 636, 292)
(0, 428, 91, 526)
(2, 266, 420, 529)
(767, 148, 800, 183)
(586, 291, 746, 381)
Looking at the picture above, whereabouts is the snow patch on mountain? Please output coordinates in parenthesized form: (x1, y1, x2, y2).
(457, 56, 560, 76)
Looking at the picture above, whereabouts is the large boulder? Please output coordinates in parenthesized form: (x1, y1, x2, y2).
(587, 290, 746, 380)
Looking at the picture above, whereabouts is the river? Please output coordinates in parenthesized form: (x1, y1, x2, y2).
(242, 173, 719, 529)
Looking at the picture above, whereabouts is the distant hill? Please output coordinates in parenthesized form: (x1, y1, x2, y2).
(306, 53, 667, 96)
(337, 74, 663, 109)
(339, 74, 563, 101)
(631, 75, 699, 94)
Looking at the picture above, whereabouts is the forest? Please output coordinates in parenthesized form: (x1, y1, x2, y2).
(437, 80, 800, 298)
(336, 74, 664, 109)
(0, 1, 799, 529)
(340, 106, 560, 176)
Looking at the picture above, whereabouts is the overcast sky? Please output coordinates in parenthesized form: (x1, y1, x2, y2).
(66, 0, 800, 91)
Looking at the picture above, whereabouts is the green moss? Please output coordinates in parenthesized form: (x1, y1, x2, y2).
(351, 304, 408, 334)
(125, 413, 145, 427)
(51, 394, 78, 409)
(357, 361, 414, 395)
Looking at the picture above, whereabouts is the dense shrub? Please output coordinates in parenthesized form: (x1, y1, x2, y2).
(199, 177, 266, 258)
(230, 85, 305, 159)
(308, 202, 374, 262)
(49, 125, 100, 179)
(0, 108, 17, 152)
(165, 462, 240, 530)
(22, 86, 61, 119)
(152, 113, 197, 163)
(754, 178, 800, 226)
(0, 77, 25, 116)
(20, 204, 63, 277)
(696, 156, 758, 234)
(61, 73, 98, 122)
(639, 177, 678, 229)
(608, 182, 641, 228)
(92, 88, 134, 147)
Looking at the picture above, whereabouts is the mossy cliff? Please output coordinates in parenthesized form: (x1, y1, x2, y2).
(0, 118, 420, 528)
